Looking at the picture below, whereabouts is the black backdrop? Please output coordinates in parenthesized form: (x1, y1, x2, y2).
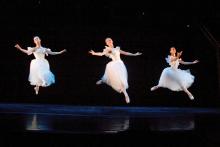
(0, 0, 219, 107)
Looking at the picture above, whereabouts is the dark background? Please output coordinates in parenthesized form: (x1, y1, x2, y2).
(0, 0, 220, 107)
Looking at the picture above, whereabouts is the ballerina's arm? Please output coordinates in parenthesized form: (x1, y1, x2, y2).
(14, 44, 35, 55)
(89, 48, 110, 56)
(46, 49, 67, 55)
(120, 50, 142, 56)
(179, 59, 199, 65)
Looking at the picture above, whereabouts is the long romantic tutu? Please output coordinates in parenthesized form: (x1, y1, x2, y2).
(102, 60, 128, 93)
(158, 67, 194, 91)
(29, 58, 55, 87)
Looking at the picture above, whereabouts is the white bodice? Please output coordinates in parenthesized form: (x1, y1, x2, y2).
(166, 55, 180, 69)
(104, 46, 121, 61)
(28, 47, 50, 60)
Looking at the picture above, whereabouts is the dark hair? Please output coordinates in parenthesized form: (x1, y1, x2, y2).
(105, 37, 112, 42)
(33, 36, 40, 40)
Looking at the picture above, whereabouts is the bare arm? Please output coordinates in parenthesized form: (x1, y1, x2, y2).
(14, 44, 34, 55)
(89, 48, 111, 56)
(89, 50, 105, 56)
(46, 49, 67, 55)
(179, 59, 199, 65)
(120, 50, 142, 56)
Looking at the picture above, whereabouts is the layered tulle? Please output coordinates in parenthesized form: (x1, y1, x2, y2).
(158, 67, 194, 91)
(27, 47, 55, 87)
(102, 60, 128, 93)
(29, 58, 55, 87)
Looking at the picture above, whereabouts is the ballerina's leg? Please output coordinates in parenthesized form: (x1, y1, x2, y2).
(34, 85, 40, 95)
(122, 89, 130, 104)
(151, 85, 160, 91)
(181, 86, 194, 100)
(120, 83, 130, 103)
(96, 80, 103, 85)
(176, 79, 194, 100)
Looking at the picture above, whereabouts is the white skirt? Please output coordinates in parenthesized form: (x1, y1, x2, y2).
(158, 67, 194, 91)
(29, 59, 55, 87)
(102, 60, 128, 93)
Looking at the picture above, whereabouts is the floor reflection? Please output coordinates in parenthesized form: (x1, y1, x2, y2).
(148, 116, 195, 131)
(0, 104, 220, 134)
(26, 114, 130, 133)
(26, 114, 51, 131)
(99, 116, 130, 133)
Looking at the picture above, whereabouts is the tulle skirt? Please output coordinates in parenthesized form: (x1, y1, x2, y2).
(102, 60, 128, 93)
(29, 59, 55, 87)
(158, 67, 194, 91)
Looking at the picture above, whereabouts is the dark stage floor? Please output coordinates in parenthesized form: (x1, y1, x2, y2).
(1, 103, 220, 146)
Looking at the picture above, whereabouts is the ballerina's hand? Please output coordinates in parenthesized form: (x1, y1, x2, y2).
(14, 44, 21, 49)
(135, 52, 142, 56)
(89, 50, 95, 55)
(193, 60, 199, 64)
(177, 51, 183, 58)
(62, 49, 67, 53)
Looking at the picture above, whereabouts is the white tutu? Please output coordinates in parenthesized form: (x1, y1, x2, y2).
(157, 55, 195, 91)
(102, 48, 128, 92)
(29, 59, 55, 87)
(28, 47, 55, 87)
(102, 60, 128, 93)
(158, 67, 194, 91)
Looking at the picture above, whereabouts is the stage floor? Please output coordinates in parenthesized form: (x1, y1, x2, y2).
(0, 103, 220, 134)
(1, 103, 220, 146)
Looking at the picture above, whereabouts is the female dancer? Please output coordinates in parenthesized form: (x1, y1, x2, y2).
(15, 36, 66, 95)
(151, 47, 199, 100)
(89, 38, 142, 103)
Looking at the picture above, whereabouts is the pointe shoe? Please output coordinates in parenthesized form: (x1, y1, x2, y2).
(34, 87, 39, 95)
(151, 86, 157, 91)
(125, 96, 130, 104)
(96, 80, 102, 85)
(189, 95, 194, 100)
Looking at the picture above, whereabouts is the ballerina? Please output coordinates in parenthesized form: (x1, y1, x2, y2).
(89, 37, 142, 103)
(151, 47, 199, 100)
(15, 36, 66, 95)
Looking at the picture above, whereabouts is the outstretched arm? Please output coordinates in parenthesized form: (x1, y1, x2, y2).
(46, 49, 67, 55)
(179, 59, 199, 65)
(89, 48, 111, 56)
(89, 50, 105, 56)
(14, 44, 34, 55)
(120, 50, 142, 56)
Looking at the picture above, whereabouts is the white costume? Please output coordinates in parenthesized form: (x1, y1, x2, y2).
(28, 47, 55, 87)
(101, 46, 128, 92)
(157, 55, 194, 91)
